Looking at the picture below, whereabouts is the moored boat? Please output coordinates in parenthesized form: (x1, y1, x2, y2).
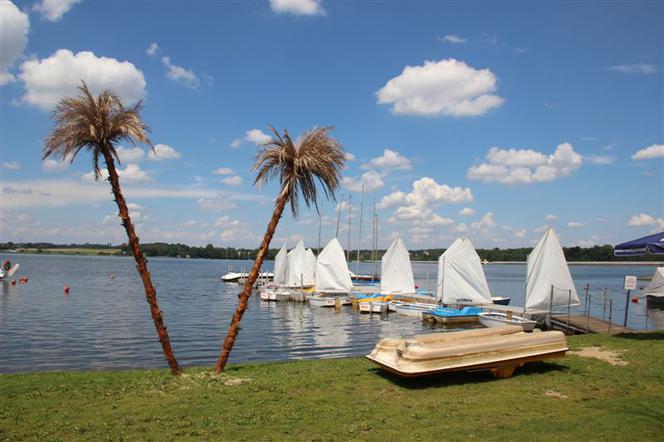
(478, 312, 537, 332)
(366, 326, 569, 379)
(422, 306, 482, 324)
(644, 267, 664, 307)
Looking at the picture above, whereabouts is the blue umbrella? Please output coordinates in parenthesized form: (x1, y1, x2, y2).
(614, 231, 664, 256)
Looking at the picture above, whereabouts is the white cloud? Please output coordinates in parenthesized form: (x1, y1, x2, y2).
(161, 56, 199, 89)
(438, 34, 467, 44)
(567, 221, 587, 228)
(2, 178, 260, 209)
(596, 217, 608, 223)
(345, 152, 355, 161)
(379, 177, 473, 209)
(231, 128, 272, 148)
(116, 146, 145, 163)
(376, 58, 504, 117)
(146, 42, 160, 57)
(364, 149, 412, 171)
(270, 0, 325, 16)
(213, 167, 234, 175)
(459, 207, 475, 216)
(42, 158, 68, 172)
(197, 193, 238, 212)
(632, 144, 664, 160)
(545, 214, 559, 221)
(470, 212, 495, 232)
(609, 63, 656, 75)
(380, 177, 472, 229)
(32, 0, 80, 22)
(627, 213, 664, 230)
(147, 144, 181, 161)
(82, 163, 151, 183)
(377, 191, 406, 209)
(214, 215, 241, 228)
(3, 161, 21, 170)
(0, 1, 29, 86)
(19, 49, 146, 111)
(514, 229, 526, 238)
(342, 170, 384, 192)
(586, 154, 615, 165)
(467, 142, 582, 184)
(221, 175, 243, 186)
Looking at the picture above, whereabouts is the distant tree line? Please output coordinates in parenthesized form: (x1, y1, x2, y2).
(2, 241, 661, 262)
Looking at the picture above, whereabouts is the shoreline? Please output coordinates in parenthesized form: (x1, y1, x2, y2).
(4, 251, 662, 266)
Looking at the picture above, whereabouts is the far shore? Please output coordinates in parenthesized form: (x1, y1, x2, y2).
(3, 250, 662, 266)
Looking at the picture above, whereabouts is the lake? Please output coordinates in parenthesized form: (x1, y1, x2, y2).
(0, 253, 661, 373)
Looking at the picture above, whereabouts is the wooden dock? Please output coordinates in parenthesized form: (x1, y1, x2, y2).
(551, 314, 633, 335)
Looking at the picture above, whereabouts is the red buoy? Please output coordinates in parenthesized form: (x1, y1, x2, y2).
(64, 285, 70, 294)
(11, 280, 16, 285)
(632, 296, 639, 303)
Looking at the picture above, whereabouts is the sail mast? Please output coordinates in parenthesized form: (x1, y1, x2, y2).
(317, 208, 322, 255)
(335, 194, 343, 238)
(356, 184, 365, 273)
(346, 195, 352, 262)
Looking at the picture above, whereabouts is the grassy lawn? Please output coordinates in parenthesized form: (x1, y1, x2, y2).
(1, 332, 662, 440)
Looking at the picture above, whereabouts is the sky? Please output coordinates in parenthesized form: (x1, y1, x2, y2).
(1, 0, 663, 250)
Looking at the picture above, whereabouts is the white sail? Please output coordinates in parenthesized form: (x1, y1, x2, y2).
(315, 238, 353, 293)
(286, 240, 314, 287)
(644, 267, 664, 297)
(273, 243, 288, 285)
(380, 235, 415, 295)
(438, 237, 492, 304)
(306, 248, 317, 279)
(525, 227, 579, 311)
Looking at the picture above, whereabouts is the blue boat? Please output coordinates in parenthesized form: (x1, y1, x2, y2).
(422, 306, 482, 325)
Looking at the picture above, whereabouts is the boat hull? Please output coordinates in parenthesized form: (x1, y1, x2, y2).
(478, 312, 537, 332)
(422, 312, 479, 325)
(367, 326, 568, 378)
(491, 296, 511, 306)
(647, 295, 664, 308)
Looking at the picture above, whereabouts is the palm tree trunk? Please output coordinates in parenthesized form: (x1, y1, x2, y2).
(215, 192, 289, 373)
(102, 150, 181, 375)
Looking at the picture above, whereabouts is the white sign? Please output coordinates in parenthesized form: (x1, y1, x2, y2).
(624, 275, 637, 291)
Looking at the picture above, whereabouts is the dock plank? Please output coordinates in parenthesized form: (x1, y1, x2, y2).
(551, 314, 633, 335)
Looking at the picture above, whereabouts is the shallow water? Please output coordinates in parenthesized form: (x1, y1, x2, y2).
(0, 253, 660, 373)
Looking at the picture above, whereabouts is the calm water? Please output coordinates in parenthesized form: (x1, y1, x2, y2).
(0, 253, 661, 373)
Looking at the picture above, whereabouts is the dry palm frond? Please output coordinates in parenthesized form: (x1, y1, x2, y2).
(253, 126, 346, 216)
(43, 81, 151, 179)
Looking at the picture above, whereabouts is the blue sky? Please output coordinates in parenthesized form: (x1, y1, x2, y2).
(1, 0, 662, 249)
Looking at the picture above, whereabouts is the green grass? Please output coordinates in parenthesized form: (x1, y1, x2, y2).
(1, 333, 663, 441)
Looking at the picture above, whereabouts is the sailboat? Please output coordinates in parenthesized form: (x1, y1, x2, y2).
(422, 238, 491, 324)
(644, 267, 664, 307)
(0, 260, 19, 281)
(309, 238, 353, 307)
(366, 235, 424, 315)
(259, 243, 291, 301)
(479, 227, 579, 331)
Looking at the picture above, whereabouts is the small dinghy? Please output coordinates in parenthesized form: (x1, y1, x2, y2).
(491, 296, 511, 305)
(478, 312, 537, 332)
(422, 306, 482, 325)
(394, 302, 438, 318)
(367, 326, 569, 379)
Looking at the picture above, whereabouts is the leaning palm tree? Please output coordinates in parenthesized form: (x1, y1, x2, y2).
(215, 126, 345, 373)
(43, 82, 181, 375)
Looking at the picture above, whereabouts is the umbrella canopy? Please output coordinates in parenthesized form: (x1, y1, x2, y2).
(614, 231, 664, 256)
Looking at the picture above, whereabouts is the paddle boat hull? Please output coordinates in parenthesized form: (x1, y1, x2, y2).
(367, 326, 568, 379)
(478, 312, 537, 332)
(394, 302, 437, 318)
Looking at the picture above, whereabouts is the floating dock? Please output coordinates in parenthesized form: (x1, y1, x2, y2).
(551, 315, 633, 335)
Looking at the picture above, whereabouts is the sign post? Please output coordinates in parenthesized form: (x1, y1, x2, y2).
(624, 276, 637, 327)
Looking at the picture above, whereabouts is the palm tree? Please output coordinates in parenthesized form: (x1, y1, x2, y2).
(43, 82, 181, 375)
(215, 126, 345, 373)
